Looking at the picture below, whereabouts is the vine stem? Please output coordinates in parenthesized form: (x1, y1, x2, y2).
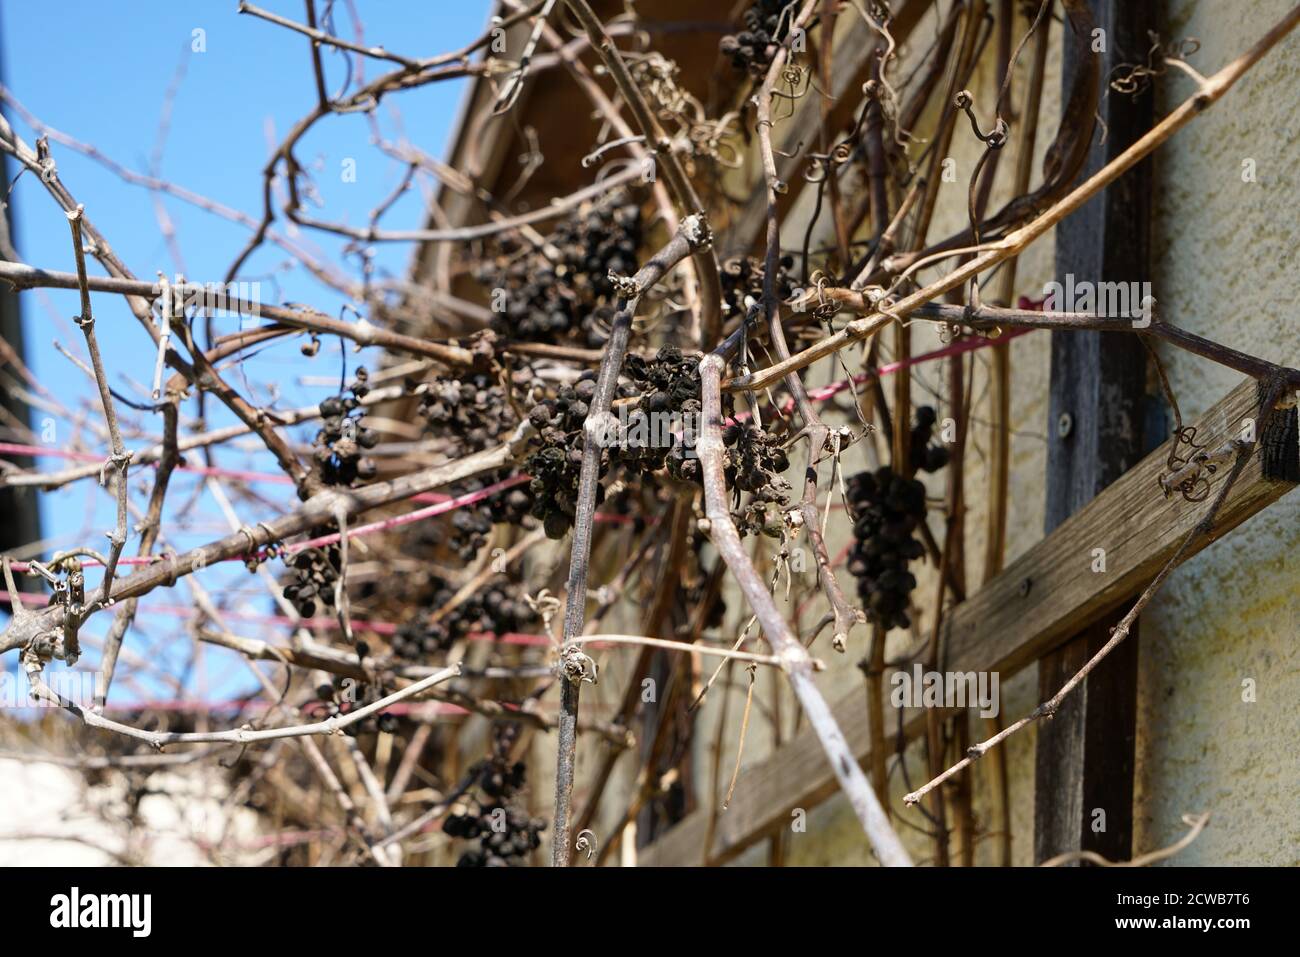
(569, 633, 821, 670)
(22, 648, 459, 749)
(0, 435, 526, 657)
(754, 0, 865, 652)
(912, 301, 1300, 387)
(698, 351, 912, 866)
(65, 208, 129, 620)
(551, 216, 712, 866)
(0, 260, 475, 367)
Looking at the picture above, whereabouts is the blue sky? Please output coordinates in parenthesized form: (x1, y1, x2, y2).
(1, 1, 489, 705)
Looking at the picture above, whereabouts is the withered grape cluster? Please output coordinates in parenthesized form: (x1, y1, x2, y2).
(391, 574, 536, 661)
(846, 406, 951, 629)
(418, 369, 533, 560)
(614, 344, 703, 474)
(845, 467, 927, 631)
(282, 539, 341, 620)
(525, 373, 603, 539)
(720, 1, 800, 76)
(312, 673, 398, 738)
(443, 727, 546, 866)
(443, 474, 534, 562)
(470, 194, 643, 347)
(417, 371, 517, 457)
(624, 344, 700, 410)
(312, 368, 378, 487)
(721, 423, 792, 537)
(608, 349, 793, 536)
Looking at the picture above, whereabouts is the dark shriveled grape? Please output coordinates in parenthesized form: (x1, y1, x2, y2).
(523, 372, 607, 540)
(720, 1, 800, 76)
(282, 536, 341, 620)
(910, 405, 951, 474)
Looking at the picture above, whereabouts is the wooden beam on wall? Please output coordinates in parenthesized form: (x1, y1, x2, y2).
(639, 377, 1295, 866)
(1035, 0, 1154, 865)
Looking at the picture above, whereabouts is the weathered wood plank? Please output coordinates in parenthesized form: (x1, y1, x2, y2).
(943, 379, 1278, 675)
(639, 377, 1294, 865)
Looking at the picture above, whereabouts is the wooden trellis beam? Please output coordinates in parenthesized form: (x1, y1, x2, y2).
(639, 376, 1297, 866)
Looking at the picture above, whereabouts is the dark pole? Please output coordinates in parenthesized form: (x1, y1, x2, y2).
(0, 13, 42, 580)
(1036, 0, 1154, 865)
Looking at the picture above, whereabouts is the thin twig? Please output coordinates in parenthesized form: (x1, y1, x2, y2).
(1040, 812, 1211, 867)
(65, 207, 128, 612)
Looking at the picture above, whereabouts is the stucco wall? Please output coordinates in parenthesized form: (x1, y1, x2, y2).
(1133, 0, 1299, 866)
